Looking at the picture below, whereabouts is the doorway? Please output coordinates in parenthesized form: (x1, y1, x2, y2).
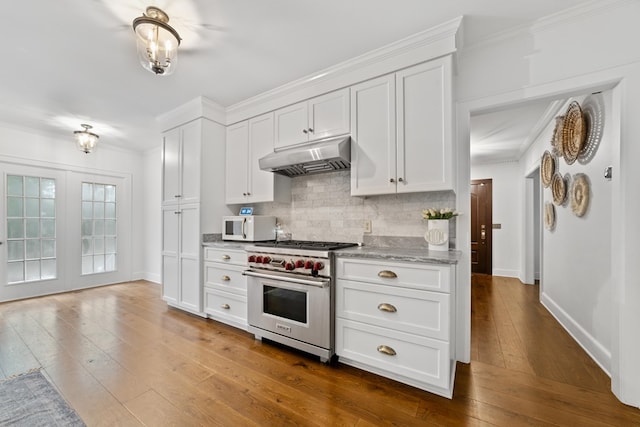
(470, 179, 492, 275)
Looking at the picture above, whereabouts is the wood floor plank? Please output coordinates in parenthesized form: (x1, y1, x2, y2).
(1, 277, 639, 426)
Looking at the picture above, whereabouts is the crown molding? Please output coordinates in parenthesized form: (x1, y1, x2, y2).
(156, 96, 226, 131)
(462, 0, 628, 51)
(226, 16, 462, 125)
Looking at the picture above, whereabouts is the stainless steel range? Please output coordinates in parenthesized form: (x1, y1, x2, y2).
(243, 240, 358, 362)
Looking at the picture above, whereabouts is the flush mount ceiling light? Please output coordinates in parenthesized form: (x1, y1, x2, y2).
(132, 6, 181, 76)
(74, 124, 99, 154)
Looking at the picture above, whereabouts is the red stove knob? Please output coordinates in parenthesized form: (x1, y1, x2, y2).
(285, 262, 295, 271)
(313, 261, 324, 271)
(248, 255, 256, 263)
(304, 260, 314, 269)
(295, 259, 305, 268)
(255, 256, 263, 264)
(262, 256, 272, 264)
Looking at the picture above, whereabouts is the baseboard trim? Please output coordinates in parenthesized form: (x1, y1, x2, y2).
(540, 291, 611, 376)
(492, 269, 520, 278)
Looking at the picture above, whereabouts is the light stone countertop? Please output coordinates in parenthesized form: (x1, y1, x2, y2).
(334, 246, 461, 264)
(202, 241, 254, 250)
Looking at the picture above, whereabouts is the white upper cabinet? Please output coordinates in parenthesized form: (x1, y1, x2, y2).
(274, 88, 350, 150)
(226, 113, 291, 204)
(350, 74, 397, 196)
(225, 121, 249, 205)
(350, 56, 453, 196)
(162, 120, 202, 206)
(395, 58, 452, 193)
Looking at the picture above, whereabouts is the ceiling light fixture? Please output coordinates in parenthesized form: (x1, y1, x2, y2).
(74, 124, 99, 154)
(132, 6, 181, 76)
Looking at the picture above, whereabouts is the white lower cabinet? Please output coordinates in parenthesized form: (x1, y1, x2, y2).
(335, 257, 456, 398)
(203, 247, 248, 330)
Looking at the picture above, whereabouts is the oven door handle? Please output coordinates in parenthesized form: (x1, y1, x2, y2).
(243, 270, 330, 288)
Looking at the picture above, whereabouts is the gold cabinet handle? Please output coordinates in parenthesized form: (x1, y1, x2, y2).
(377, 270, 397, 279)
(222, 255, 231, 260)
(221, 303, 230, 310)
(377, 303, 397, 313)
(221, 275, 231, 281)
(377, 345, 397, 356)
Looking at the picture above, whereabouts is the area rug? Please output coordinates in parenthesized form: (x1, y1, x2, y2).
(0, 370, 85, 426)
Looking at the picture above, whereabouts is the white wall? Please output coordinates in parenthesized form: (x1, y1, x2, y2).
(519, 92, 613, 374)
(455, 0, 640, 405)
(0, 124, 145, 285)
(471, 162, 521, 278)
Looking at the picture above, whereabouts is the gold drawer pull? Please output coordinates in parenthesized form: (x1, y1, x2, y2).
(377, 345, 397, 356)
(221, 303, 230, 310)
(222, 255, 231, 260)
(221, 275, 231, 281)
(377, 270, 397, 279)
(377, 303, 397, 313)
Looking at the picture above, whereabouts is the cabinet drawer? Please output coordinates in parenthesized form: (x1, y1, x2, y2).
(204, 247, 247, 266)
(336, 280, 449, 340)
(204, 263, 247, 296)
(336, 258, 450, 292)
(336, 319, 449, 389)
(204, 288, 247, 329)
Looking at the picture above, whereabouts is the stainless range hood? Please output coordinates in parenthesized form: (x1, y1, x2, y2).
(259, 136, 351, 177)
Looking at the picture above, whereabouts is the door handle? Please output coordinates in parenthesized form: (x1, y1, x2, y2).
(377, 270, 397, 279)
(377, 345, 397, 356)
(377, 303, 397, 313)
(481, 230, 486, 240)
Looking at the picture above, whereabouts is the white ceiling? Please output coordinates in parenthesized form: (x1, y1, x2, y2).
(1, 0, 590, 153)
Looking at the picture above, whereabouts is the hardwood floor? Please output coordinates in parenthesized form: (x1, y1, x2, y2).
(1, 276, 638, 426)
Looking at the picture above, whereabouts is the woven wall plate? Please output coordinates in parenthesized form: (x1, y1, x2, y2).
(551, 115, 565, 158)
(561, 101, 587, 165)
(551, 172, 566, 205)
(570, 173, 590, 217)
(544, 202, 556, 231)
(540, 150, 555, 188)
(578, 93, 605, 165)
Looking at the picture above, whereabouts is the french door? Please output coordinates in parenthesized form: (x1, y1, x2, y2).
(0, 164, 131, 302)
(0, 164, 68, 301)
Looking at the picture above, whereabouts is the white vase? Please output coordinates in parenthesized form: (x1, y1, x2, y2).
(424, 219, 449, 251)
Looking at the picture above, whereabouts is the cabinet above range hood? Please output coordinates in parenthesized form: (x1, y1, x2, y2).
(258, 136, 351, 177)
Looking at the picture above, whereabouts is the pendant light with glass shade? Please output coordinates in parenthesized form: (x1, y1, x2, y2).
(74, 124, 99, 154)
(132, 6, 181, 76)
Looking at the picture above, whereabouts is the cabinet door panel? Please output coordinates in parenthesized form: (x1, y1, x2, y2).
(350, 74, 397, 196)
(225, 122, 249, 204)
(336, 279, 449, 340)
(308, 89, 350, 141)
(180, 120, 202, 204)
(274, 101, 308, 150)
(248, 113, 276, 203)
(396, 58, 452, 192)
(336, 318, 450, 389)
(161, 206, 179, 304)
(162, 127, 181, 205)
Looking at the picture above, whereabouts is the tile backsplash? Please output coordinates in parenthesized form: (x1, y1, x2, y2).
(244, 171, 456, 246)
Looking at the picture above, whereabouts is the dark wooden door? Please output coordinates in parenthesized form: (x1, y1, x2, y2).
(471, 179, 492, 274)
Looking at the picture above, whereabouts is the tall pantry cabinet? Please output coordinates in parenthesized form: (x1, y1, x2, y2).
(161, 115, 229, 316)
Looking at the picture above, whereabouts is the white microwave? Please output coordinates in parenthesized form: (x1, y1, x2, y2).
(222, 216, 276, 242)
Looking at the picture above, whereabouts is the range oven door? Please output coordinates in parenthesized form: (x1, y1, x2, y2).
(245, 269, 331, 351)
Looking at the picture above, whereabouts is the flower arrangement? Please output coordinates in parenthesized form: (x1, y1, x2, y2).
(422, 208, 459, 220)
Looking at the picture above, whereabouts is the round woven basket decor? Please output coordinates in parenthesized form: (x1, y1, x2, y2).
(540, 150, 555, 188)
(551, 172, 566, 206)
(561, 101, 587, 165)
(544, 202, 556, 231)
(570, 173, 590, 217)
(551, 115, 565, 158)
